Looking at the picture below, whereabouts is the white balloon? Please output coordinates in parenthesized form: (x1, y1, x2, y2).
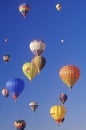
(29, 39, 46, 56)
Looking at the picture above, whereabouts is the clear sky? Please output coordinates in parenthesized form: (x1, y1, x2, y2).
(0, 0, 86, 130)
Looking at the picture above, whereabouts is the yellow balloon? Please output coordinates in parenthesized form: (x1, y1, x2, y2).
(31, 56, 46, 73)
(50, 105, 66, 124)
(22, 62, 38, 81)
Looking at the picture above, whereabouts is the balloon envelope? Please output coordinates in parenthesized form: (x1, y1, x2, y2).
(50, 105, 66, 125)
(56, 4, 62, 11)
(2, 88, 9, 97)
(22, 62, 38, 81)
(4, 38, 8, 43)
(3, 55, 10, 62)
(14, 120, 26, 130)
(29, 39, 46, 56)
(59, 65, 80, 89)
(19, 3, 30, 17)
(59, 93, 68, 104)
(31, 56, 46, 73)
(60, 39, 64, 43)
(29, 101, 38, 111)
(5, 78, 25, 100)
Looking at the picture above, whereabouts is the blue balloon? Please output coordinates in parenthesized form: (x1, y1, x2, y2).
(59, 93, 68, 104)
(6, 78, 25, 98)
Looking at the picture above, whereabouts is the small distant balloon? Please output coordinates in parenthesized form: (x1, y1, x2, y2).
(58, 93, 68, 104)
(19, 3, 30, 17)
(61, 39, 64, 43)
(3, 55, 10, 62)
(29, 102, 38, 111)
(2, 88, 9, 98)
(4, 38, 8, 43)
(56, 4, 62, 11)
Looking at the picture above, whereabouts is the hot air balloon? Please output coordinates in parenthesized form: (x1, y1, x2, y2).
(14, 120, 26, 130)
(4, 38, 8, 43)
(2, 88, 9, 97)
(22, 62, 38, 81)
(5, 78, 25, 101)
(3, 55, 10, 62)
(19, 3, 30, 17)
(56, 4, 62, 11)
(58, 93, 68, 104)
(59, 65, 80, 90)
(31, 56, 46, 73)
(29, 39, 46, 56)
(50, 105, 66, 125)
(60, 39, 64, 43)
(29, 102, 38, 111)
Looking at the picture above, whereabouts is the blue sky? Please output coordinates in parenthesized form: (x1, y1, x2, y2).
(0, 0, 86, 130)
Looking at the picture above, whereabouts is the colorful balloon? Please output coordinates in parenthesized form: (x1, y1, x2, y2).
(2, 88, 9, 97)
(3, 55, 10, 62)
(5, 78, 25, 100)
(22, 62, 38, 81)
(14, 120, 26, 130)
(56, 4, 62, 11)
(31, 56, 46, 73)
(29, 102, 38, 111)
(58, 93, 68, 104)
(29, 39, 46, 56)
(50, 105, 66, 125)
(59, 65, 80, 89)
(19, 3, 30, 17)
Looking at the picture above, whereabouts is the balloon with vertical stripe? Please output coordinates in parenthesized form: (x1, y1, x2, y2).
(31, 56, 46, 73)
(59, 65, 80, 90)
(50, 105, 66, 125)
(19, 3, 30, 17)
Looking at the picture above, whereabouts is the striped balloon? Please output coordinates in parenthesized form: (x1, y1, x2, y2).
(19, 3, 30, 17)
(59, 65, 80, 89)
(31, 56, 46, 73)
(50, 105, 66, 125)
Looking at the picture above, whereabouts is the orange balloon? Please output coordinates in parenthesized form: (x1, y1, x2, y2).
(59, 65, 80, 89)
